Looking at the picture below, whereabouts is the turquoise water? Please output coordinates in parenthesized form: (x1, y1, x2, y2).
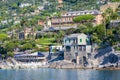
(0, 68, 120, 80)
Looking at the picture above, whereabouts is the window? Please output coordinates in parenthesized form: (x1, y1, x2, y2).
(83, 46, 86, 51)
(86, 38, 88, 42)
(66, 46, 71, 52)
(65, 39, 69, 43)
(69, 39, 71, 43)
(80, 39, 82, 42)
(65, 40, 67, 43)
(79, 46, 82, 51)
(74, 46, 75, 50)
(73, 39, 75, 44)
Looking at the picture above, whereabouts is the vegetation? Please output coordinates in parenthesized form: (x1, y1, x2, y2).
(0, 46, 7, 59)
(35, 38, 56, 45)
(7, 52, 14, 57)
(0, 33, 8, 41)
(5, 42, 19, 52)
(73, 14, 95, 23)
(0, 0, 120, 59)
(63, 0, 99, 10)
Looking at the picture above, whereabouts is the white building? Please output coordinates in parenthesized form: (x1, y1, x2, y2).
(37, 6, 44, 10)
(63, 33, 92, 65)
(1, 20, 8, 25)
(19, 3, 32, 8)
(14, 20, 20, 24)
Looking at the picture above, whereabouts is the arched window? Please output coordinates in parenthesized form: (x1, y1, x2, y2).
(66, 46, 71, 52)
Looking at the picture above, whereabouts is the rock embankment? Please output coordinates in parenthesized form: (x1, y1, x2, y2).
(48, 60, 85, 69)
(47, 60, 120, 70)
(0, 58, 120, 70)
(0, 59, 88, 69)
(0, 58, 47, 69)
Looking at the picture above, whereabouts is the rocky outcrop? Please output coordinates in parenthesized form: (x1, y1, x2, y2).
(0, 58, 47, 69)
(48, 60, 86, 69)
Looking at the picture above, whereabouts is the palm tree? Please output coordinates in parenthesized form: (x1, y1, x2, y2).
(102, 8, 113, 38)
(56, 12, 62, 30)
(105, 8, 113, 22)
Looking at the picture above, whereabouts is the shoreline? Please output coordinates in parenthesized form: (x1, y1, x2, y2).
(0, 59, 120, 70)
(1, 65, 120, 70)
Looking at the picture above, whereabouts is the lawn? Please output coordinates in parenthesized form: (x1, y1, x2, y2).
(35, 38, 57, 45)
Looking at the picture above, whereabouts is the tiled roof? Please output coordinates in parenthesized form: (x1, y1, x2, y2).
(66, 33, 86, 38)
(42, 26, 77, 31)
(62, 10, 101, 16)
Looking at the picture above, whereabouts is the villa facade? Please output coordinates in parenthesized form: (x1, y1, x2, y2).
(63, 33, 92, 65)
(51, 10, 103, 28)
(18, 27, 36, 39)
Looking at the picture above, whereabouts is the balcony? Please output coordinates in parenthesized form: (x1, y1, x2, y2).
(64, 39, 77, 45)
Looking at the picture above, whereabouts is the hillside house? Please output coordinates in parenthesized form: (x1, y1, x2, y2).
(100, 2, 120, 12)
(50, 10, 103, 28)
(63, 33, 92, 65)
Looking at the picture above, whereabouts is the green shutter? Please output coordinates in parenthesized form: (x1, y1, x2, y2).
(80, 39, 82, 42)
(86, 38, 88, 42)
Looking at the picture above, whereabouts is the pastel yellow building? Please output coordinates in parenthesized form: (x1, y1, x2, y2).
(100, 2, 120, 12)
(51, 10, 103, 28)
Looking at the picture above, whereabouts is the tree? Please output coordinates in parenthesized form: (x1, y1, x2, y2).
(21, 43, 33, 51)
(1, 54, 5, 60)
(56, 30, 65, 43)
(66, 28, 76, 35)
(110, 12, 119, 20)
(36, 25, 43, 31)
(10, 3, 19, 9)
(111, 0, 120, 2)
(103, 8, 119, 24)
(0, 33, 8, 44)
(21, 18, 27, 27)
(73, 14, 95, 23)
(0, 46, 7, 54)
(7, 52, 14, 57)
(0, 16, 4, 22)
(0, 33, 7, 40)
(5, 42, 19, 52)
(102, 8, 113, 25)
(91, 33, 101, 44)
(0, 46, 7, 59)
(59, 30, 65, 38)
(54, 30, 65, 43)
(94, 24, 106, 40)
(55, 12, 62, 28)
(74, 23, 94, 34)
(75, 24, 87, 33)
(114, 26, 120, 42)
